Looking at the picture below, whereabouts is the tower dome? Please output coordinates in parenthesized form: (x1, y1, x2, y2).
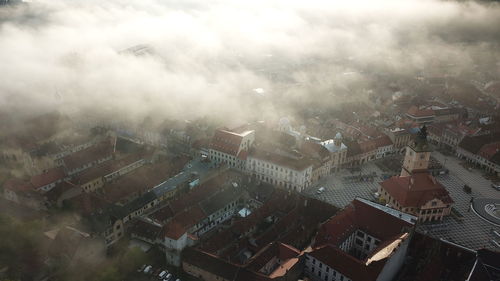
(334, 132, 342, 147)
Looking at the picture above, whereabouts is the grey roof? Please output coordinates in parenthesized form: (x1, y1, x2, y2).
(152, 172, 189, 197)
(152, 157, 213, 198)
(321, 139, 347, 153)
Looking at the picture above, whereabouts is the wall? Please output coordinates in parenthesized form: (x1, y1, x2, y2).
(375, 236, 410, 281)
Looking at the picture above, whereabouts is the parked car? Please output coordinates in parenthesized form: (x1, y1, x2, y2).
(492, 182, 500, 191)
(159, 270, 167, 279)
(143, 265, 153, 274)
(316, 187, 325, 194)
(164, 273, 173, 281)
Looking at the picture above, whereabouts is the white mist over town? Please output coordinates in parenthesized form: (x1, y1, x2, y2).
(0, 1, 499, 281)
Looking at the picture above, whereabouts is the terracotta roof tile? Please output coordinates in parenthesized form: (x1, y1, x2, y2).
(210, 129, 244, 156)
(380, 172, 453, 208)
(30, 167, 65, 189)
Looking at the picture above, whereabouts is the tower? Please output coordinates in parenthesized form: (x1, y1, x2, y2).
(334, 132, 342, 147)
(401, 126, 432, 177)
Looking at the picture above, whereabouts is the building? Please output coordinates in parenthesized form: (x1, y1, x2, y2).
(77, 154, 146, 193)
(374, 136, 394, 159)
(320, 133, 348, 172)
(209, 128, 255, 171)
(301, 141, 332, 182)
(406, 106, 435, 124)
(385, 128, 412, 153)
(30, 167, 66, 193)
(456, 132, 500, 176)
(305, 198, 416, 281)
(127, 174, 243, 266)
(182, 242, 303, 281)
(61, 139, 114, 176)
(466, 249, 500, 281)
(427, 122, 481, 151)
(246, 148, 313, 192)
(2, 178, 46, 210)
(379, 127, 454, 222)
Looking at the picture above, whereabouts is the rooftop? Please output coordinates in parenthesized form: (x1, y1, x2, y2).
(380, 171, 454, 208)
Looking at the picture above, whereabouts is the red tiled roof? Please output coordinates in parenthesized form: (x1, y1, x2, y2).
(163, 220, 187, 240)
(380, 172, 453, 208)
(62, 140, 113, 172)
(373, 135, 393, 148)
(210, 129, 243, 156)
(164, 205, 206, 240)
(182, 248, 241, 280)
(3, 178, 33, 192)
(407, 106, 435, 118)
(30, 167, 65, 189)
(315, 199, 413, 247)
(246, 242, 300, 272)
(237, 150, 248, 160)
(76, 153, 143, 184)
(478, 142, 500, 160)
(309, 245, 385, 281)
(249, 149, 313, 171)
(301, 141, 330, 160)
(102, 162, 172, 203)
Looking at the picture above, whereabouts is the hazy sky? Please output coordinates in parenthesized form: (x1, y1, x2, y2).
(1, 0, 499, 125)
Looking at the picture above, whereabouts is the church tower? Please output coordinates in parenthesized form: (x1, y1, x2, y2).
(334, 132, 342, 147)
(401, 126, 432, 177)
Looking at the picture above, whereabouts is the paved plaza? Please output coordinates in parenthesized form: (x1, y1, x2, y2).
(303, 152, 500, 251)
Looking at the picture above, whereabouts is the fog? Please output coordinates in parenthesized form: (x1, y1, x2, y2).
(1, 0, 499, 125)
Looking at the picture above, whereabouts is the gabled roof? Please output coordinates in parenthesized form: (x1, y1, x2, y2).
(458, 132, 500, 155)
(3, 178, 33, 192)
(210, 129, 244, 156)
(163, 205, 206, 240)
(62, 140, 114, 172)
(380, 172, 453, 208)
(129, 220, 162, 241)
(478, 142, 500, 160)
(30, 167, 65, 189)
(249, 149, 313, 171)
(199, 187, 241, 216)
(311, 198, 415, 281)
(315, 198, 415, 247)
(309, 245, 385, 281)
(407, 106, 435, 118)
(182, 248, 241, 280)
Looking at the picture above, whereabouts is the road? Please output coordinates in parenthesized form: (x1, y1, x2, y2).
(432, 151, 500, 199)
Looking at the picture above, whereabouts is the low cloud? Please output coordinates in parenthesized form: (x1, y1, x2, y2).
(1, 0, 499, 125)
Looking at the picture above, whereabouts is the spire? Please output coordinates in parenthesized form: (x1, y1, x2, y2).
(411, 125, 431, 152)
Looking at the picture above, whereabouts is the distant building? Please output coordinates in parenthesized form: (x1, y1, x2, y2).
(385, 128, 412, 153)
(456, 132, 500, 176)
(406, 106, 435, 125)
(320, 132, 348, 171)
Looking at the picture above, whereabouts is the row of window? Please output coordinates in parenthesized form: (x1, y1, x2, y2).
(307, 256, 351, 281)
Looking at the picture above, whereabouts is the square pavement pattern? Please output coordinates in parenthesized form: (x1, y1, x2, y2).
(303, 159, 500, 251)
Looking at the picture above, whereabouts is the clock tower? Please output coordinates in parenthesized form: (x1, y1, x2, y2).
(401, 126, 432, 177)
